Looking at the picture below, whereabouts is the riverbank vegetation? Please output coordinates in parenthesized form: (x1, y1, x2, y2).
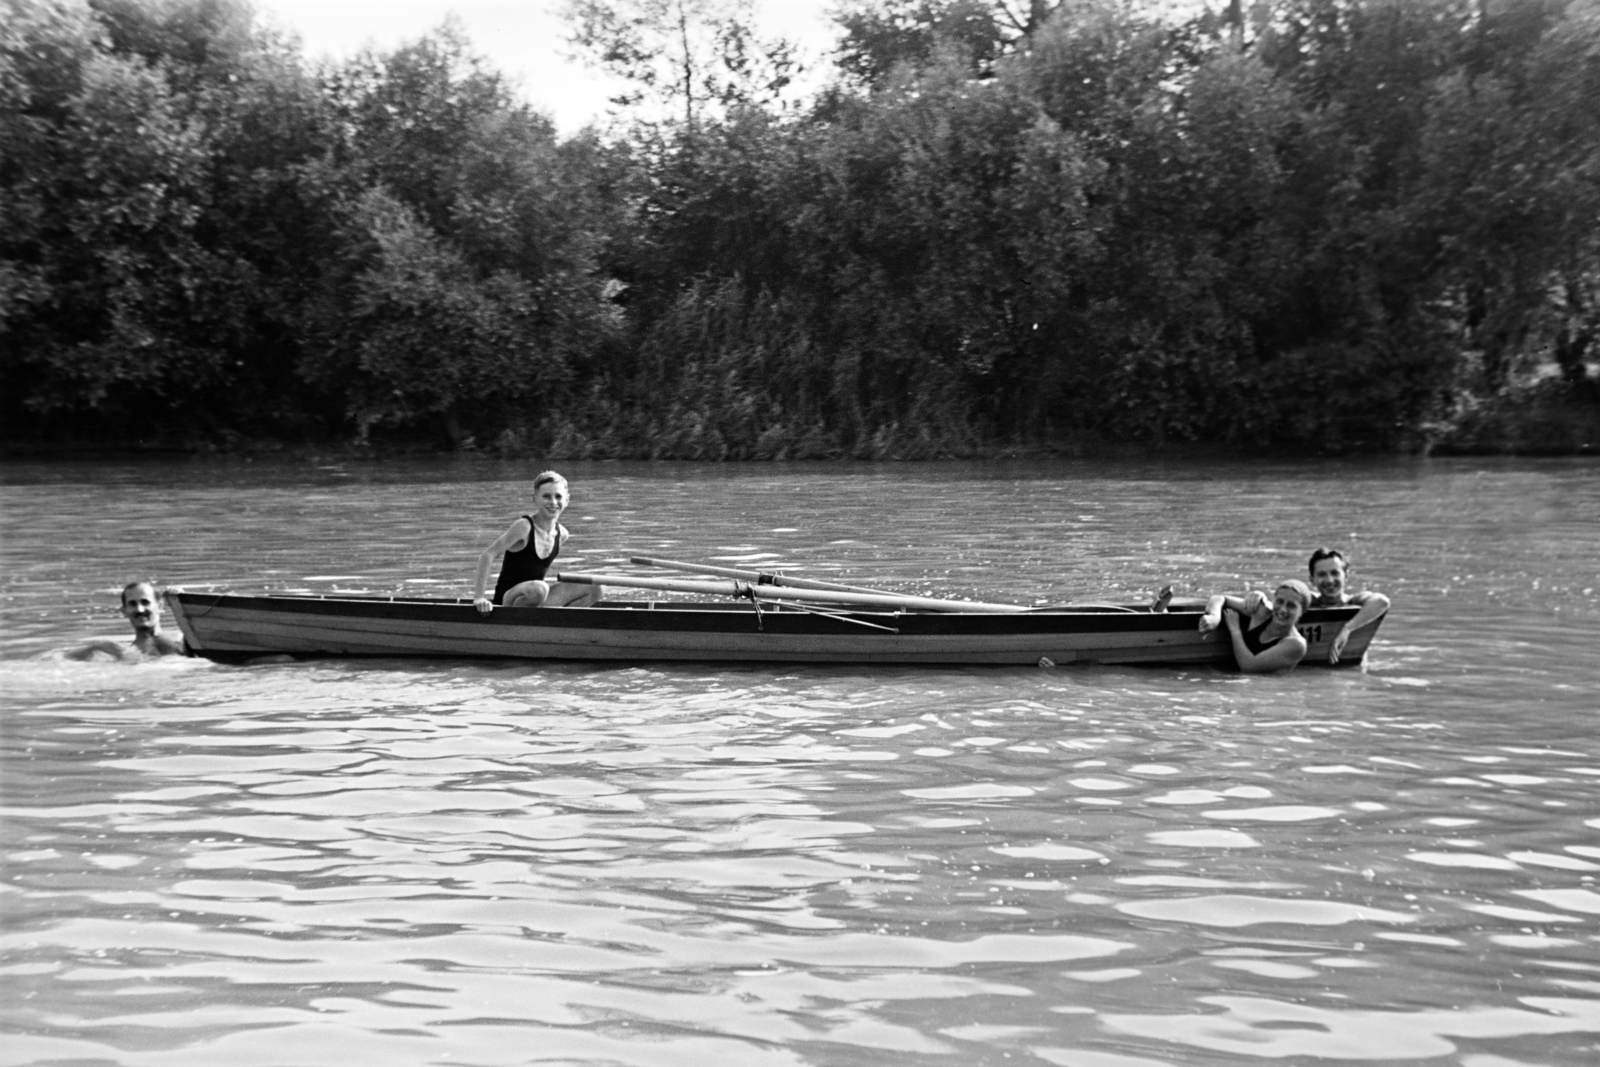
(4, 0, 1597, 456)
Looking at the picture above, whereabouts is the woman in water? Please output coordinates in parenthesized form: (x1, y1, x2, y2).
(1197, 579, 1314, 673)
(472, 471, 604, 613)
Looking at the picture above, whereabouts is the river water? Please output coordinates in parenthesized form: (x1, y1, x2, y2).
(1, 457, 1597, 1066)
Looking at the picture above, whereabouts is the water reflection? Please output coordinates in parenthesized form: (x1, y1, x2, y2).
(3, 458, 1599, 1064)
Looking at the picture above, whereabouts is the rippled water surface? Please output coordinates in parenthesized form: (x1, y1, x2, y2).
(2, 457, 1598, 1066)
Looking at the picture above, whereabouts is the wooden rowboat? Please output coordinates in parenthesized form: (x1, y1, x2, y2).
(164, 588, 1382, 668)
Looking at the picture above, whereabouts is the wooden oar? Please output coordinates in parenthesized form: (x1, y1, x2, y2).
(556, 571, 1029, 614)
(629, 555, 917, 598)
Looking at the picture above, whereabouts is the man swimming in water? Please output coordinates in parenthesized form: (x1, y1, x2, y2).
(1306, 548, 1390, 664)
(70, 581, 188, 659)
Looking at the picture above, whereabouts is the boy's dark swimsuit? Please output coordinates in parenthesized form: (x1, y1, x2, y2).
(492, 516, 564, 604)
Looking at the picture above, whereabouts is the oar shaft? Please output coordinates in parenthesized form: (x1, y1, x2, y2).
(629, 555, 915, 598)
(557, 571, 1027, 614)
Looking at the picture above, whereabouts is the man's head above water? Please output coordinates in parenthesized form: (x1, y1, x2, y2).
(118, 581, 186, 656)
(120, 581, 161, 636)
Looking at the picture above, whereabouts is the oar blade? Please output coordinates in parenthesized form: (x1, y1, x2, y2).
(629, 555, 919, 599)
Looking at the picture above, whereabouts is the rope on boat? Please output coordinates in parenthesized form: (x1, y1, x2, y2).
(766, 599, 899, 633)
(174, 593, 225, 618)
(732, 580, 765, 632)
(728, 580, 898, 633)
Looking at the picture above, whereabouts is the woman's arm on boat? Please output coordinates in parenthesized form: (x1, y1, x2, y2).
(473, 518, 531, 614)
(1329, 591, 1391, 663)
(1225, 609, 1308, 673)
(1199, 593, 1255, 638)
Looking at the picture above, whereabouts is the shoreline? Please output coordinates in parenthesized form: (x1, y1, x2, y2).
(3, 436, 1595, 463)
(5, 379, 1595, 463)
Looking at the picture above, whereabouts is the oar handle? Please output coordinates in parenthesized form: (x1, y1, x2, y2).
(557, 570, 1027, 613)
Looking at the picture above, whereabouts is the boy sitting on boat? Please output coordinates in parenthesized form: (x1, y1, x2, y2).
(472, 471, 605, 613)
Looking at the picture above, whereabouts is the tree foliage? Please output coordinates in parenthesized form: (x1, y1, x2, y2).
(3, 0, 1596, 454)
(563, 0, 800, 129)
(2, 0, 620, 446)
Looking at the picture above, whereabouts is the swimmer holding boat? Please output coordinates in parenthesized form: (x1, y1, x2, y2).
(1198, 579, 1314, 673)
(1306, 547, 1390, 664)
(472, 471, 604, 613)
(70, 581, 188, 660)
(1230, 548, 1391, 662)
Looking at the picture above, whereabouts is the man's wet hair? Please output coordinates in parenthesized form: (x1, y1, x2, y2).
(1307, 548, 1348, 576)
(120, 580, 155, 606)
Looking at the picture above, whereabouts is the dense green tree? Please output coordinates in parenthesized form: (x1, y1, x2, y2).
(302, 25, 620, 446)
(1, 0, 339, 438)
(2, 0, 218, 426)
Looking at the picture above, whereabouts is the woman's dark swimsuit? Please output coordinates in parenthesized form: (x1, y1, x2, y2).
(1242, 617, 1286, 656)
(492, 516, 563, 604)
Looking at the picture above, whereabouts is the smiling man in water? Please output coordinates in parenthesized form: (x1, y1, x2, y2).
(121, 581, 187, 656)
(1307, 548, 1391, 664)
(70, 581, 188, 660)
